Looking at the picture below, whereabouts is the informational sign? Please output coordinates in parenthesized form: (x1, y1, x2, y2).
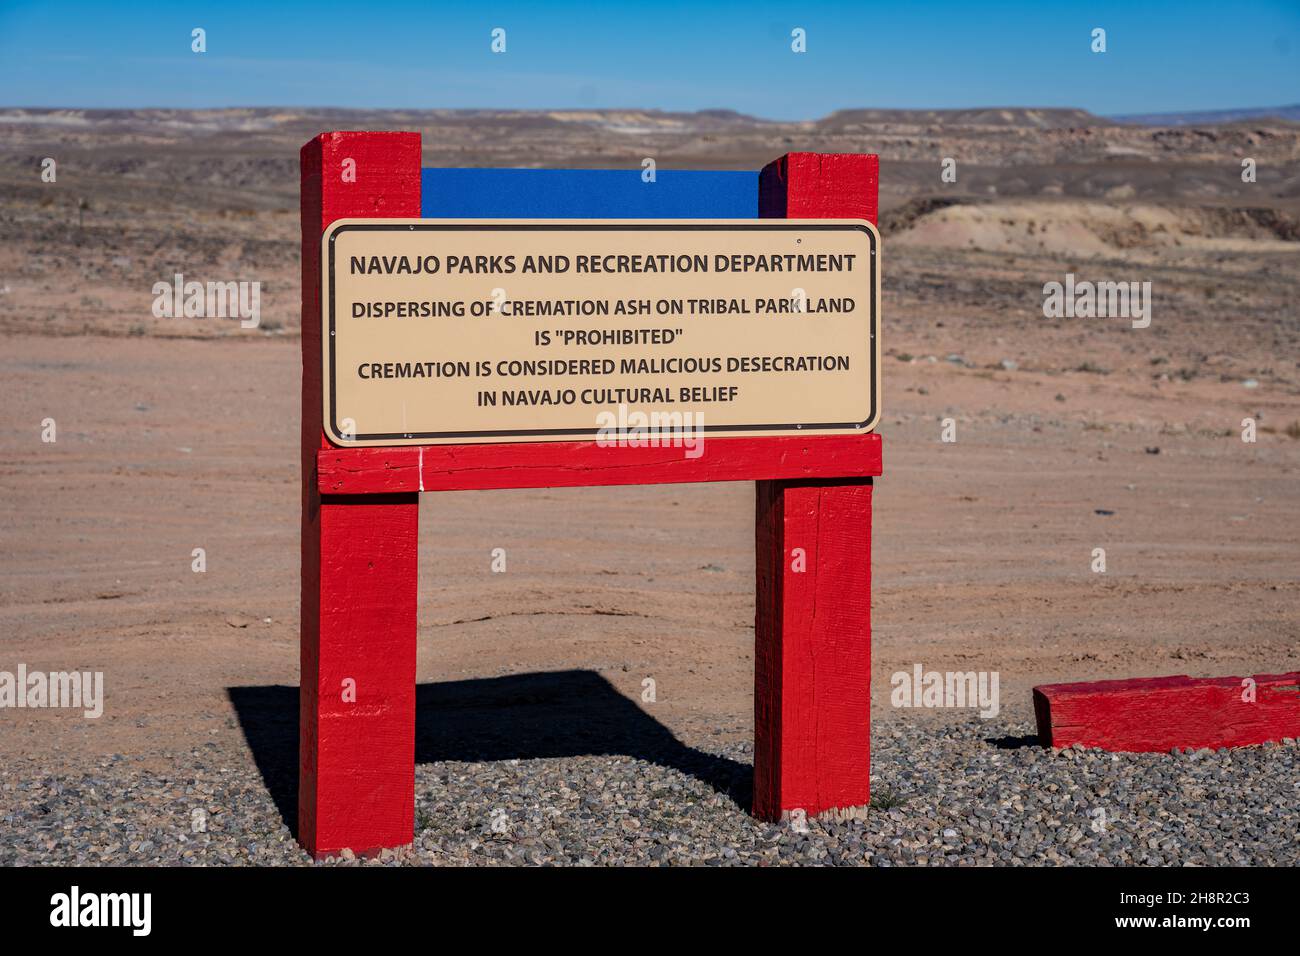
(322, 219, 879, 446)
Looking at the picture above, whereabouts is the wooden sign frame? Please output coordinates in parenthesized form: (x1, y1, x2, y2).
(300, 131, 882, 858)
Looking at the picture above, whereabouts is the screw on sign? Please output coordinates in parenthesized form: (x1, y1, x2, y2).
(300, 132, 882, 857)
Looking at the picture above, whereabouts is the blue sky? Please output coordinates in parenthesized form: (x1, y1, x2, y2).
(1, 1, 1296, 119)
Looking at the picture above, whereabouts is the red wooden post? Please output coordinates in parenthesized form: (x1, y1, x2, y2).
(754, 153, 880, 821)
(300, 131, 422, 857)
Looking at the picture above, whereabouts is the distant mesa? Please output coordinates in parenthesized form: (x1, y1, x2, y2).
(816, 107, 1111, 130)
(1110, 104, 1300, 126)
(1, 104, 1296, 132)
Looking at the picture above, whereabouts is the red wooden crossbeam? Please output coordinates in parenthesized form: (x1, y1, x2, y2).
(318, 433, 882, 494)
(1033, 673, 1300, 752)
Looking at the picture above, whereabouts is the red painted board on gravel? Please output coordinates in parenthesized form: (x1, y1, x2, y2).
(1033, 672, 1300, 752)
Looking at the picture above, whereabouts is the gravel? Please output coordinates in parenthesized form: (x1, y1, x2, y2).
(3, 719, 1297, 866)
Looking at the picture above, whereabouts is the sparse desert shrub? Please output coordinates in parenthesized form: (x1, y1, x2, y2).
(871, 787, 909, 810)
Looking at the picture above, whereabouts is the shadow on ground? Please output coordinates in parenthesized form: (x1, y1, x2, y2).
(985, 733, 1044, 750)
(228, 669, 752, 836)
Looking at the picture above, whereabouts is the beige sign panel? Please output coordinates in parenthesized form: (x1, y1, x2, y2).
(322, 219, 879, 446)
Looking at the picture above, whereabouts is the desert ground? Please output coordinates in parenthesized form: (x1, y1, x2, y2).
(1, 107, 1298, 864)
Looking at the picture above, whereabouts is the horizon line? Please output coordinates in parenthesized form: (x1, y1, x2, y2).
(2, 102, 1298, 122)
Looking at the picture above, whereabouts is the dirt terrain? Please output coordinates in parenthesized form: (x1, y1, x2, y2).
(0, 108, 1298, 858)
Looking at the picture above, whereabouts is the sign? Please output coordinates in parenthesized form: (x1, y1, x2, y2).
(299, 136, 884, 859)
(322, 219, 879, 446)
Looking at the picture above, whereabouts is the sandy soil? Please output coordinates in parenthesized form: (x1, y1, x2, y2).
(1, 106, 1298, 785)
(2, 329, 1297, 769)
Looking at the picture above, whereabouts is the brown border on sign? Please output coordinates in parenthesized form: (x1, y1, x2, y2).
(322, 219, 880, 445)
